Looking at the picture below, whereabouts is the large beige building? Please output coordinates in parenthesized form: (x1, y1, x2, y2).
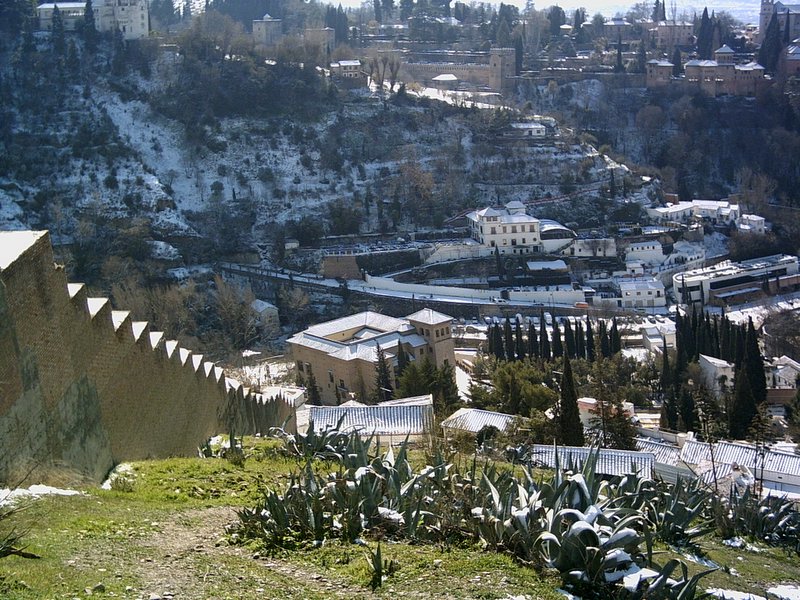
(38, 0, 149, 40)
(466, 201, 575, 255)
(288, 309, 455, 405)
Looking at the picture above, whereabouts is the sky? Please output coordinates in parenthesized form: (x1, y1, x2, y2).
(335, 0, 760, 25)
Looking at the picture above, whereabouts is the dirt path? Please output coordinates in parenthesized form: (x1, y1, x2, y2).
(132, 506, 369, 600)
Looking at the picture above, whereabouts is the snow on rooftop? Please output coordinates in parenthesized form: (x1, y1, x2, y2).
(0, 230, 48, 270)
(406, 308, 452, 325)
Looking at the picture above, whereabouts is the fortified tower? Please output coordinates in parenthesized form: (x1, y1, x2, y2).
(489, 47, 516, 93)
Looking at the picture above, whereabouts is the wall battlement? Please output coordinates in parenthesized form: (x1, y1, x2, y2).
(0, 231, 294, 484)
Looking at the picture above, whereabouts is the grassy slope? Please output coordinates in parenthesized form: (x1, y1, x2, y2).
(0, 439, 797, 599)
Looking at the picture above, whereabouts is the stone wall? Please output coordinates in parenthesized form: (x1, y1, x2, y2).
(0, 231, 294, 484)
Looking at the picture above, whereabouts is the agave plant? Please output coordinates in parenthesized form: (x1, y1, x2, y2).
(717, 486, 800, 549)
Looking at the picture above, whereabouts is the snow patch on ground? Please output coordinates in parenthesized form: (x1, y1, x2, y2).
(706, 589, 765, 600)
(768, 585, 800, 600)
(101, 463, 135, 490)
(0, 485, 82, 506)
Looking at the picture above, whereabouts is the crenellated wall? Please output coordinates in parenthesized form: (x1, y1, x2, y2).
(0, 231, 294, 484)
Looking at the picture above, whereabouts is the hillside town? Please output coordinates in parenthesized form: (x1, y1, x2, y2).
(2, 0, 800, 597)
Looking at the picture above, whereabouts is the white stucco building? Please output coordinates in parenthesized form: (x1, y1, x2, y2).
(647, 199, 740, 225)
(466, 201, 575, 255)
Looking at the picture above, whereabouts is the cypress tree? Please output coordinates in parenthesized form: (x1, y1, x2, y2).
(678, 385, 696, 432)
(540, 315, 551, 361)
(614, 35, 625, 72)
(672, 47, 682, 77)
(730, 367, 757, 439)
(697, 7, 713, 59)
(564, 318, 576, 358)
(610, 317, 622, 354)
(396, 343, 409, 377)
(515, 320, 526, 361)
(528, 322, 539, 359)
(575, 321, 586, 360)
(374, 344, 394, 403)
(660, 341, 672, 400)
(552, 317, 563, 359)
(784, 10, 792, 45)
(559, 353, 584, 446)
(493, 324, 505, 361)
(758, 12, 783, 73)
(652, 0, 661, 22)
(84, 0, 97, 51)
(585, 318, 596, 362)
(306, 367, 321, 405)
(51, 5, 66, 56)
(599, 320, 611, 358)
(744, 318, 767, 405)
(504, 318, 515, 361)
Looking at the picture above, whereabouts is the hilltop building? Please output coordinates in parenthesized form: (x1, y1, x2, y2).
(466, 201, 575, 255)
(646, 46, 769, 96)
(37, 0, 149, 40)
(253, 13, 283, 48)
(288, 309, 455, 405)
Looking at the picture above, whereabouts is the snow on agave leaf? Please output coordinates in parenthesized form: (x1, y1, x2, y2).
(584, 505, 602, 524)
(603, 527, 639, 549)
(621, 566, 660, 591)
(377, 507, 405, 525)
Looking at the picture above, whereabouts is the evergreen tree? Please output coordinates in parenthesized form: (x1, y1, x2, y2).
(83, 0, 97, 51)
(635, 41, 647, 73)
(435, 362, 462, 417)
(373, 344, 394, 403)
(490, 324, 503, 361)
(784, 10, 792, 45)
(552, 318, 563, 359)
(527, 321, 539, 359)
(539, 314, 551, 361)
(514, 35, 523, 75)
(559, 353, 584, 446)
(51, 5, 66, 56)
(660, 341, 672, 401)
(652, 0, 661, 22)
(610, 317, 621, 354)
(515, 319, 526, 361)
(497, 18, 511, 47)
(564, 318, 576, 359)
(744, 318, 767, 405)
(730, 367, 757, 439)
(697, 7, 713, 59)
(306, 367, 322, 405)
(677, 385, 696, 432)
(599, 320, 611, 358)
(504, 318, 515, 361)
(400, 0, 413, 21)
(614, 35, 625, 72)
(396, 343, 409, 377)
(758, 11, 782, 73)
(672, 47, 682, 77)
(575, 321, 586, 359)
(373, 0, 383, 22)
(585, 318, 596, 361)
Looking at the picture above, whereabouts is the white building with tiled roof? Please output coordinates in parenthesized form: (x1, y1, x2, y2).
(288, 309, 455, 404)
(465, 201, 575, 255)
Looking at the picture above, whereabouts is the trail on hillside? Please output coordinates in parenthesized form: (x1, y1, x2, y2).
(132, 506, 370, 599)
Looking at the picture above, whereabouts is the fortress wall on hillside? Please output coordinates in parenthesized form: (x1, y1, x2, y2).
(0, 231, 294, 484)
